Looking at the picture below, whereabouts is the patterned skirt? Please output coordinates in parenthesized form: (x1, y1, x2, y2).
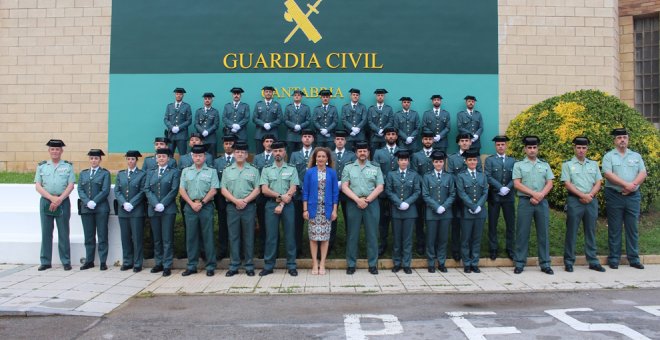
(309, 170, 331, 241)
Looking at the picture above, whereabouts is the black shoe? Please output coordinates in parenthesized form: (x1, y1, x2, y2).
(150, 265, 164, 273)
(346, 267, 356, 275)
(464, 266, 471, 273)
(63, 264, 72, 271)
(490, 251, 497, 261)
(181, 269, 197, 276)
(608, 263, 619, 269)
(428, 266, 436, 273)
(565, 265, 574, 272)
(288, 269, 298, 277)
(100, 263, 108, 271)
(259, 269, 273, 276)
(38, 265, 51, 271)
(120, 265, 133, 271)
(80, 262, 94, 270)
(471, 266, 481, 273)
(225, 269, 238, 277)
(589, 264, 606, 272)
(206, 270, 214, 277)
(368, 266, 378, 275)
(391, 265, 401, 273)
(133, 267, 142, 273)
(438, 265, 448, 273)
(514, 267, 523, 274)
(541, 267, 554, 275)
(162, 268, 171, 277)
(452, 252, 461, 262)
(403, 267, 412, 274)
(246, 270, 255, 277)
(631, 263, 645, 269)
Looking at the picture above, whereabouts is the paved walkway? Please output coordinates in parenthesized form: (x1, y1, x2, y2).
(1, 262, 659, 317)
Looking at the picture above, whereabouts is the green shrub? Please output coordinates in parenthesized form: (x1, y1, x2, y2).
(506, 90, 660, 213)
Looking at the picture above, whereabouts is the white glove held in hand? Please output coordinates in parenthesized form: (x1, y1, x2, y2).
(436, 206, 446, 214)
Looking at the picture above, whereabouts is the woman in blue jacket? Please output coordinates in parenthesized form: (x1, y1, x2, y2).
(303, 147, 339, 275)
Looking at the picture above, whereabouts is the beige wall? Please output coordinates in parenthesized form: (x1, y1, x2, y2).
(0, 0, 627, 171)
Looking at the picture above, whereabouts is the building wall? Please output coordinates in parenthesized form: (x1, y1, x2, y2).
(0, 0, 626, 172)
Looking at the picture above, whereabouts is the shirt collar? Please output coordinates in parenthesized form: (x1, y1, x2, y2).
(128, 167, 136, 172)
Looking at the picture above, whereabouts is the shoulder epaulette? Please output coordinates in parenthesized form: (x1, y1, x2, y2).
(487, 154, 497, 158)
(370, 161, 379, 167)
(38, 160, 46, 165)
(63, 160, 72, 165)
(81, 168, 90, 172)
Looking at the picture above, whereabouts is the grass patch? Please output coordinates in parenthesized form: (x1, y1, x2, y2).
(136, 291, 155, 298)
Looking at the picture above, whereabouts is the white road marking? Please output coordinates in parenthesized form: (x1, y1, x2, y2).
(344, 314, 403, 340)
(546, 308, 651, 340)
(446, 311, 520, 340)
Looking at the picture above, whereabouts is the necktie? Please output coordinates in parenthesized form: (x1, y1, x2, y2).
(434, 109, 439, 115)
(159, 168, 164, 177)
(378, 105, 382, 110)
(426, 150, 431, 157)
(437, 172, 442, 180)
(91, 169, 96, 177)
(323, 105, 327, 112)
(352, 104, 356, 110)
(266, 102, 270, 110)
(175, 103, 180, 110)
(468, 110, 472, 117)
(226, 156, 230, 163)
(128, 170, 132, 179)
(204, 107, 208, 113)
(304, 150, 309, 159)
(471, 171, 476, 180)
(295, 105, 300, 111)
(265, 154, 270, 162)
(234, 102, 238, 109)
(337, 152, 342, 160)
(501, 156, 505, 164)
(400, 171, 405, 180)
(389, 147, 394, 155)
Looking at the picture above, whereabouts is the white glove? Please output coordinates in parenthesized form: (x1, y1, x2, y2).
(232, 124, 240, 131)
(123, 202, 133, 212)
(473, 134, 479, 141)
(378, 129, 383, 136)
(473, 206, 482, 214)
(155, 203, 165, 212)
(399, 202, 409, 210)
(499, 187, 510, 196)
(294, 124, 301, 131)
(86, 201, 96, 209)
(471, 137, 477, 143)
(405, 137, 413, 144)
(202, 130, 209, 137)
(320, 129, 328, 135)
(434, 135, 441, 142)
(436, 206, 446, 214)
(264, 123, 271, 130)
(231, 128, 238, 133)
(338, 181, 342, 188)
(350, 131, 357, 136)
(325, 132, 331, 137)
(352, 127, 360, 134)
(172, 126, 179, 134)
(468, 208, 475, 214)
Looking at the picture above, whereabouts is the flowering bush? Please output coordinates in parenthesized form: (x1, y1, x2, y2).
(506, 90, 659, 213)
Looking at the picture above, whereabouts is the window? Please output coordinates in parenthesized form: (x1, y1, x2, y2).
(634, 15, 660, 127)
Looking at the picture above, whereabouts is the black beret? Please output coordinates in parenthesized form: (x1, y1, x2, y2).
(399, 97, 413, 102)
(464, 95, 477, 101)
(87, 149, 105, 157)
(492, 135, 510, 142)
(318, 89, 332, 96)
(394, 149, 411, 159)
(125, 150, 142, 158)
(349, 88, 361, 94)
(173, 87, 186, 93)
(262, 86, 275, 91)
(462, 151, 480, 159)
(202, 92, 215, 98)
(233, 142, 248, 151)
(522, 135, 540, 146)
(190, 132, 203, 140)
(271, 141, 286, 150)
(431, 150, 447, 160)
(223, 134, 237, 142)
(383, 127, 398, 134)
(191, 145, 207, 154)
(430, 94, 443, 100)
(334, 129, 348, 138)
(154, 137, 171, 144)
(354, 141, 370, 151)
(611, 128, 628, 136)
(292, 89, 306, 96)
(301, 129, 315, 137)
(230, 87, 244, 94)
(572, 136, 590, 145)
(422, 131, 436, 138)
(46, 139, 65, 147)
(262, 134, 277, 141)
(374, 89, 388, 94)
(156, 148, 171, 155)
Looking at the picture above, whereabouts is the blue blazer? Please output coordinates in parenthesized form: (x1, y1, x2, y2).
(302, 167, 339, 220)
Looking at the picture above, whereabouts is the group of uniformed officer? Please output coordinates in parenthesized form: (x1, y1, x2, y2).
(35, 84, 648, 276)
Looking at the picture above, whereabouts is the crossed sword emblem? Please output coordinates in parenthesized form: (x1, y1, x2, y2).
(284, 0, 323, 43)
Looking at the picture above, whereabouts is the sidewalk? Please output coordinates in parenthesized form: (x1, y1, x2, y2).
(1, 259, 660, 317)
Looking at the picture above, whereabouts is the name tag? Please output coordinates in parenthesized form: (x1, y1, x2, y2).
(282, 172, 293, 177)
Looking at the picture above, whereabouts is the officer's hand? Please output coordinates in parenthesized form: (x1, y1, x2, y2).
(281, 193, 292, 204)
(155, 203, 165, 212)
(405, 137, 413, 144)
(274, 205, 283, 215)
(468, 208, 475, 214)
(86, 201, 96, 209)
(434, 135, 441, 142)
(473, 134, 479, 141)
(399, 202, 409, 210)
(473, 206, 481, 214)
(202, 130, 209, 137)
(123, 202, 133, 212)
(532, 192, 544, 202)
(232, 124, 241, 131)
(235, 199, 247, 210)
(530, 197, 539, 205)
(49, 203, 58, 211)
(320, 129, 328, 135)
(436, 206, 446, 214)
(172, 126, 179, 134)
(378, 129, 384, 136)
(624, 182, 638, 193)
(264, 123, 271, 130)
(356, 198, 368, 209)
(350, 131, 357, 136)
(294, 124, 301, 131)
(498, 187, 509, 196)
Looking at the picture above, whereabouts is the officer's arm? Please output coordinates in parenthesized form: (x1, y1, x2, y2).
(163, 105, 173, 129)
(260, 183, 279, 198)
(513, 178, 535, 197)
(421, 177, 440, 211)
(143, 173, 157, 206)
(409, 114, 420, 137)
(439, 112, 450, 138)
(238, 105, 250, 127)
(355, 108, 367, 129)
(368, 184, 384, 203)
(92, 171, 111, 203)
(456, 175, 477, 210)
(539, 179, 553, 198)
(312, 110, 323, 130)
(221, 187, 238, 204)
(221, 106, 232, 126)
(179, 185, 194, 206)
(194, 111, 204, 132)
(179, 105, 192, 129)
(385, 174, 402, 206)
(475, 176, 488, 207)
(631, 170, 648, 188)
(244, 186, 261, 204)
(162, 170, 180, 207)
(326, 109, 338, 130)
(485, 159, 503, 189)
(341, 181, 360, 203)
(444, 177, 457, 208)
(271, 106, 283, 127)
(404, 175, 421, 205)
(367, 108, 379, 131)
(457, 112, 469, 134)
(114, 175, 127, 205)
(253, 105, 265, 127)
(128, 175, 147, 206)
(35, 182, 55, 202)
(201, 188, 217, 205)
(78, 173, 90, 204)
(341, 106, 350, 127)
(283, 108, 295, 129)
(475, 114, 484, 136)
(207, 111, 219, 134)
(300, 109, 311, 128)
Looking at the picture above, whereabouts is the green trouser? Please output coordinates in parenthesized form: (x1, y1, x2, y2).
(184, 203, 216, 271)
(40, 197, 71, 266)
(514, 198, 550, 269)
(81, 212, 109, 264)
(605, 188, 641, 265)
(346, 200, 380, 268)
(119, 216, 145, 268)
(426, 219, 451, 267)
(392, 218, 414, 267)
(150, 214, 175, 269)
(227, 202, 256, 271)
(461, 218, 485, 267)
(451, 201, 462, 254)
(487, 200, 515, 254)
(264, 201, 296, 270)
(564, 196, 599, 266)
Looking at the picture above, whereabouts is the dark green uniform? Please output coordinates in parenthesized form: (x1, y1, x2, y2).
(411, 148, 435, 252)
(512, 157, 554, 270)
(394, 110, 421, 151)
(385, 169, 421, 268)
(213, 153, 234, 258)
(446, 151, 482, 259)
(422, 170, 455, 267)
(144, 166, 180, 270)
(367, 104, 394, 150)
(253, 100, 282, 154)
(259, 162, 300, 271)
(290, 147, 313, 254)
(372, 145, 399, 254)
(312, 104, 338, 147)
(342, 161, 384, 268)
(222, 101, 250, 143)
(456, 109, 484, 152)
(484, 154, 516, 258)
(421, 108, 450, 152)
(341, 102, 367, 149)
(180, 164, 219, 271)
(221, 162, 260, 271)
(194, 106, 221, 156)
(329, 148, 357, 252)
(561, 156, 602, 267)
(253, 151, 275, 257)
(35, 159, 75, 267)
(164, 101, 192, 155)
(283, 102, 311, 155)
(78, 167, 111, 265)
(602, 148, 646, 267)
(114, 168, 147, 269)
(456, 169, 488, 267)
